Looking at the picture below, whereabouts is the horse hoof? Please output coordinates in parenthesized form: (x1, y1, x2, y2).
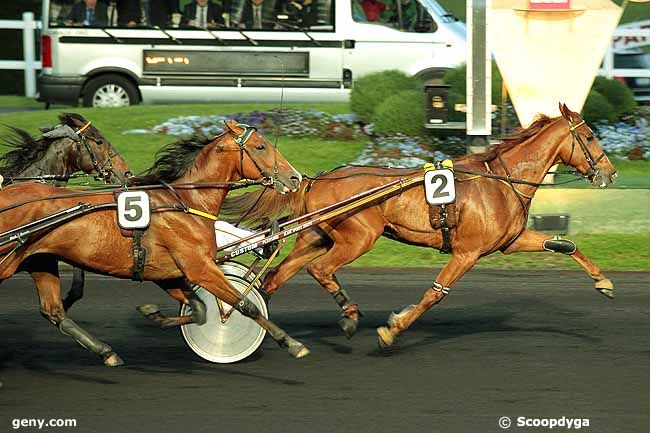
(287, 343, 310, 359)
(103, 352, 125, 367)
(377, 327, 394, 350)
(136, 304, 160, 317)
(338, 317, 358, 339)
(595, 279, 615, 299)
(285, 337, 310, 359)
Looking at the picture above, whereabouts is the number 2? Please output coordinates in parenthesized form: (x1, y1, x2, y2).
(429, 174, 450, 199)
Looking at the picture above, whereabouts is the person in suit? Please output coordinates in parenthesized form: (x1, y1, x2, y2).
(146, 0, 180, 27)
(239, 0, 279, 29)
(67, 0, 109, 26)
(105, 0, 141, 26)
(116, 0, 141, 26)
(182, 0, 225, 29)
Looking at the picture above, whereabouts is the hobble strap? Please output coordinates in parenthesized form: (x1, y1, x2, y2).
(431, 281, 450, 295)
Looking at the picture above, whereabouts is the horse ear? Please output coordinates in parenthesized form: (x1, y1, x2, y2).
(224, 119, 243, 135)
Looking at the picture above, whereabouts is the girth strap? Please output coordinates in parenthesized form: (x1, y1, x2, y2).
(132, 229, 147, 282)
(439, 205, 452, 254)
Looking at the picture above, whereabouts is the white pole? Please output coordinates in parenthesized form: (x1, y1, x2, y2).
(603, 44, 615, 79)
(22, 11, 37, 98)
(466, 0, 492, 149)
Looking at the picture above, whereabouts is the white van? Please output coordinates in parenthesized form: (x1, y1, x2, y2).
(38, 0, 465, 107)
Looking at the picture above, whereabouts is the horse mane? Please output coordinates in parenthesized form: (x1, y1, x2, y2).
(0, 127, 54, 177)
(457, 114, 556, 164)
(130, 135, 215, 185)
(59, 112, 87, 126)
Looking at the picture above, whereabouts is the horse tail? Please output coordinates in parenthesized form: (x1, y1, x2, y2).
(220, 184, 307, 228)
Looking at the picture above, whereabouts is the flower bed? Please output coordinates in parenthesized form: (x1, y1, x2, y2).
(124, 107, 650, 166)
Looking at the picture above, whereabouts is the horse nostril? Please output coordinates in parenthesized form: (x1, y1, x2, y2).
(125, 171, 134, 178)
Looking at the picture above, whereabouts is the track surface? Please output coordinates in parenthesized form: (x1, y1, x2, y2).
(0, 269, 648, 433)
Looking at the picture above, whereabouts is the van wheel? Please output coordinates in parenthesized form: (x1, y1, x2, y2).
(82, 74, 140, 108)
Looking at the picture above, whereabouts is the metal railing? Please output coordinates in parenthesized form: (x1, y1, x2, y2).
(0, 12, 42, 97)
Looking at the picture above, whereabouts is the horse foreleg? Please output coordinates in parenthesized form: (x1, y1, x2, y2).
(377, 251, 479, 348)
(62, 267, 85, 311)
(30, 257, 122, 367)
(503, 229, 614, 299)
(179, 257, 310, 359)
(137, 279, 207, 329)
(262, 228, 329, 296)
(306, 222, 379, 338)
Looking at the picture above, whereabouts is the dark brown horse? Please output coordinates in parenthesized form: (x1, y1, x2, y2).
(0, 121, 305, 366)
(0, 113, 132, 311)
(222, 104, 618, 348)
(1, 112, 131, 185)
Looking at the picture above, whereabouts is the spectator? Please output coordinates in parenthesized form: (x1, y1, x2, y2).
(144, 0, 180, 27)
(68, 0, 109, 26)
(361, 0, 384, 22)
(115, 0, 141, 26)
(240, 0, 263, 29)
(107, 1, 139, 26)
(288, 0, 318, 28)
(182, 0, 224, 29)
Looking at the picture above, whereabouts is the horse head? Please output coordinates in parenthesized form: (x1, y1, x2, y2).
(57, 113, 132, 184)
(223, 120, 302, 194)
(557, 103, 617, 188)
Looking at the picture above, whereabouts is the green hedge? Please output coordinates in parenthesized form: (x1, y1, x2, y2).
(442, 62, 504, 105)
(591, 76, 637, 118)
(372, 90, 425, 135)
(582, 90, 617, 124)
(350, 70, 420, 122)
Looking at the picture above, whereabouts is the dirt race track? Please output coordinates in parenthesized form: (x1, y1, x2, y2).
(0, 268, 648, 433)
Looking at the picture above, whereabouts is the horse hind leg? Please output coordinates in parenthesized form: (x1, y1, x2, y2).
(503, 229, 614, 299)
(62, 267, 85, 311)
(29, 257, 123, 367)
(137, 279, 207, 329)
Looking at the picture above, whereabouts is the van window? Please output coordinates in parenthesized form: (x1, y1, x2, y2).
(49, 0, 334, 31)
(352, 0, 436, 33)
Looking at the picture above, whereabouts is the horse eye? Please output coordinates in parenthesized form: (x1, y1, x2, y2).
(256, 144, 265, 150)
(586, 135, 594, 142)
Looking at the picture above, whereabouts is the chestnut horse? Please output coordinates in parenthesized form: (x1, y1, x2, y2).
(222, 104, 618, 348)
(0, 121, 306, 366)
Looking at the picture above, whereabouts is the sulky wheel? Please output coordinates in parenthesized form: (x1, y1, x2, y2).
(180, 271, 268, 364)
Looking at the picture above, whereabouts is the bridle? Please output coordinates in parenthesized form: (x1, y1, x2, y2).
(230, 123, 279, 188)
(74, 121, 122, 183)
(566, 119, 606, 181)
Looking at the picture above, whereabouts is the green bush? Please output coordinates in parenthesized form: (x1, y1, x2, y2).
(582, 90, 617, 124)
(592, 76, 637, 118)
(442, 62, 504, 105)
(351, 70, 419, 122)
(372, 90, 425, 135)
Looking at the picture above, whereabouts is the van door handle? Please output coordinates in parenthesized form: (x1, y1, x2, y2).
(344, 40, 355, 49)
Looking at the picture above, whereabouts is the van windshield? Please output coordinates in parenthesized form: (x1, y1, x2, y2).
(352, 0, 436, 33)
(47, 0, 334, 31)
